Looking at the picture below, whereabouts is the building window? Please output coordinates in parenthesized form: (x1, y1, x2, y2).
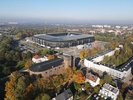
(46, 72, 47, 74)
(59, 67, 60, 69)
(55, 68, 56, 70)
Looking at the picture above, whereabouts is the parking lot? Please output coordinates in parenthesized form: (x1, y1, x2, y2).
(56, 41, 109, 57)
(19, 40, 40, 53)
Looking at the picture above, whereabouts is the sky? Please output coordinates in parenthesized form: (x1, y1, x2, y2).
(0, 0, 133, 24)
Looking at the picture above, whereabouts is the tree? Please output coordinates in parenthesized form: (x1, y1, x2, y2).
(5, 72, 21, 99)
(34, 78, 47, 93)
(51, 75, 63, 87)
(22, 51, 33, 61)
(109, 41, 119, 49)
(47, 54, 57, 60)
(103, 56, 110, 63)
(2, 67, 11, 75)
(26, 51, 33, 60)
(35, 93, 51, 100)
(79, 49, 89, 60)
(94, 86, 100, 93)
(74, 82, 81, 91)
(64, 66, 74, 81)
(125, 92, 133, 100)
(5, 77, 16, 100)
(114, 50, 120, 56)
(91, 47, 99, 55)
(16, 32, 25, 39)
(41, 49, 48, 56)
(117, 94, 123, 100)
(16, 61, 26, 70)
(6, 75, 34, 100)
(73, 70, 85, 84)
(99, 79, 104, 87)
(13, 52, 20, 62)
(14, 76, 30, 99)
(25, 59, 32, 69)
(24, 83, 34, 100)
(103, 74, 112, 84)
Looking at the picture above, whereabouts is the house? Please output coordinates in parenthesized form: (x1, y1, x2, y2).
(85, 72, 100, 87)
(32, 55, 48, 63)
(99, 83, 119, 100)
(32, 55, 41, 63)
(52, 89, 73, 100)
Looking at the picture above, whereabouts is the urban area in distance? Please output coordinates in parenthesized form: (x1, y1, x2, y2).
(0, 0, 133, 100)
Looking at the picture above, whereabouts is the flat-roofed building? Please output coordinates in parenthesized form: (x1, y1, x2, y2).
(99, 83, 119, 100)
(84, 49, 133, 80)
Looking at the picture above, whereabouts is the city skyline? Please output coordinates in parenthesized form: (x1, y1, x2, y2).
(0, 0, 133, 24)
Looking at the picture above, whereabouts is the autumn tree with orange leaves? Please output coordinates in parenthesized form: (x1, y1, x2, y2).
(5, 71, 22, 100)
(5, 76, 16, 100)
(73, 70, 85, 84)
(79, 49, 89, 60)
(47, 54, 57, 60)
(5, 72, 34, 100)
(25, 59, 33, 69)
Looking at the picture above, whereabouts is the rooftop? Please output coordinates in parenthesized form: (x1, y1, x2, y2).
(34, 32, 94, 42)
(86, 49, 112, 60)
(86, 72, 99, 82)
(29, 58, 64, 72)
(33, 55, 41, 59)
(102, 83, 119, 94)
(86, 49, 133, 72)
(116, 56, 133, 72)
(53, 89, 73, 100)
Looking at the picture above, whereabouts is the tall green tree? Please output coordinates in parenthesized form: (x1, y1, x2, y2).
(103, 74, 112, 84)
(35, 93, 51, 100)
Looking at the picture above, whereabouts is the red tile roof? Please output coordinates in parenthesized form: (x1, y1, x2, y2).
(33, 55, 40, 59)
(86, 73, 98, 82)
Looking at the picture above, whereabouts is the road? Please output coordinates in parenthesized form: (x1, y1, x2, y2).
(0, 69, 28, 81)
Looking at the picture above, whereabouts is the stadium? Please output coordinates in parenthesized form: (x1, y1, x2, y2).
(32, 32, 95, 48)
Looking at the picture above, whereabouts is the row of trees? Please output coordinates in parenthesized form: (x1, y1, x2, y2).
(12, 26, 67, 39)
(94, 33, 116, 42)
(79, 46, 104, 60)
(37, 49, 57, 60)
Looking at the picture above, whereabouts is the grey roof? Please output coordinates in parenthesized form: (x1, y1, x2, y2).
(53, 89, 73, 100)
(86, 49, 112, 60)
(29, 58, 63, 72)
(116, 56, 133, 72)
(34, 32, 94, 42)
(102, 83, 119, 94)
(86, 49, 133, 72)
